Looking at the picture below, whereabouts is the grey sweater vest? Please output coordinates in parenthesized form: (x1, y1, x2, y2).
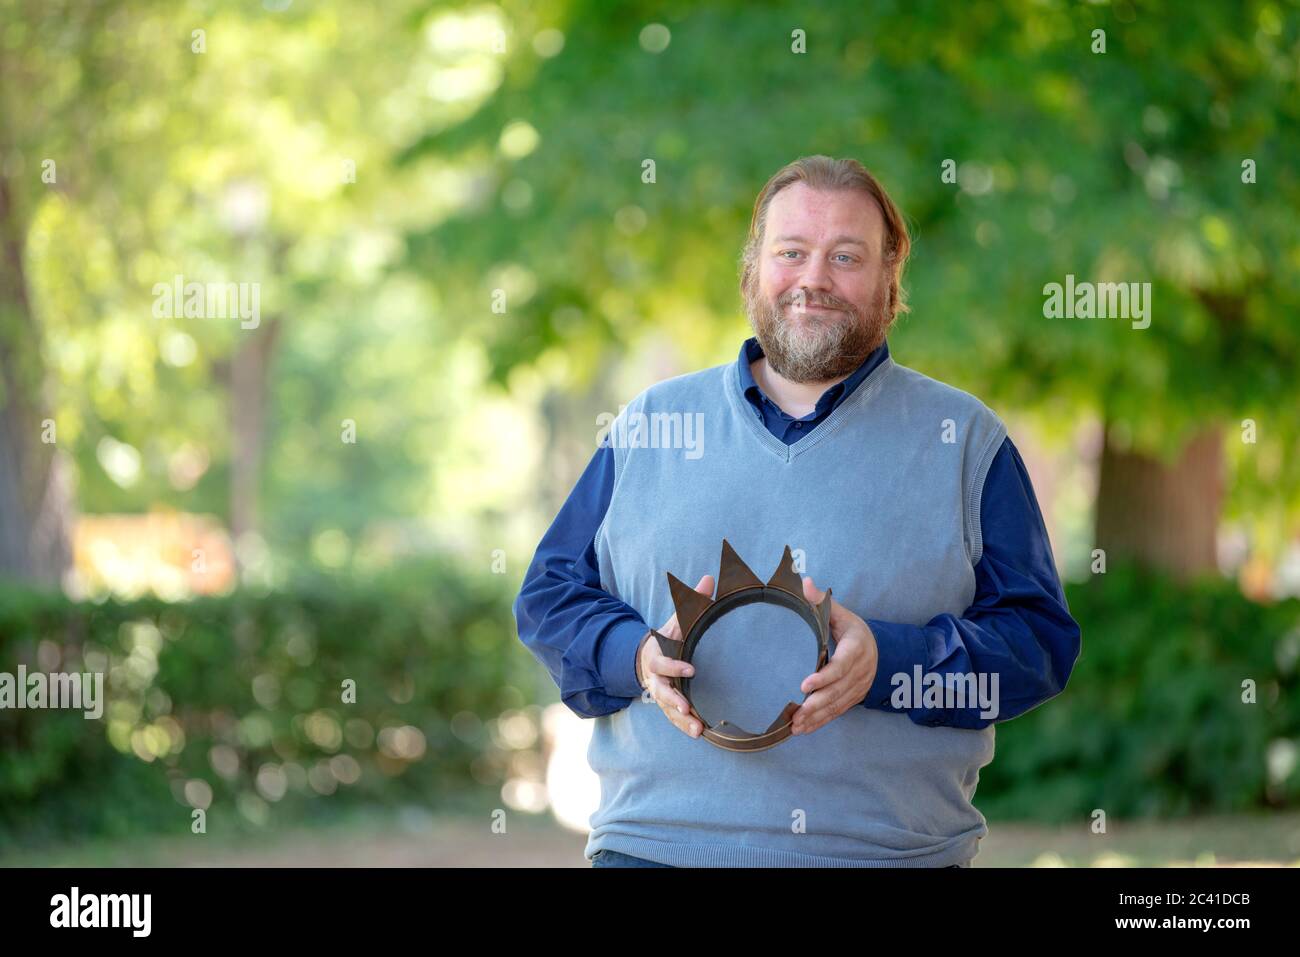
(587, 354, 1007, 866)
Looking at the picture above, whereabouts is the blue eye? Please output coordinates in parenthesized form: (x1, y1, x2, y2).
(779, 250, 855, 263)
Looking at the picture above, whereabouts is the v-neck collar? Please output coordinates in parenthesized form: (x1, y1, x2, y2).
(738, 336, 890, 423)
(724, 351, 896, 463)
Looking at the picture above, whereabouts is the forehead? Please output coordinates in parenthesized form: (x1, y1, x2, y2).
(764, 182, 884, 255)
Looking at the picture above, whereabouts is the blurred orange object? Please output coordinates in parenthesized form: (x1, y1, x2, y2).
(71, 511, 236, 600)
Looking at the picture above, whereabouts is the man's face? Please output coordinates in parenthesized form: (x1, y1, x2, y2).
(743, 182, 892, 383)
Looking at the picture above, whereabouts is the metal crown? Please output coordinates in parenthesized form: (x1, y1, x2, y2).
(649, 539, 832, 751)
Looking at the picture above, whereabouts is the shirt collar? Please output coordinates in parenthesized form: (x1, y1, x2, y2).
(738, 335, 890, 416)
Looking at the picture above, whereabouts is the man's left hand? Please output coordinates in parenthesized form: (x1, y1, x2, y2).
(791, 576, 878, 736)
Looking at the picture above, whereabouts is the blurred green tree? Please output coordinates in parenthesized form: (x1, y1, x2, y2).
(1, 0, 479, 579)
(403, 0, 1300, 576)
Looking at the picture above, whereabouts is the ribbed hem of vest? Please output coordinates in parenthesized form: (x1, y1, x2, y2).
(587, 834, 979, 868)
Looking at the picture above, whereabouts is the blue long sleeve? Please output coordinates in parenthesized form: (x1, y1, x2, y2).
(513, 441, 650, 719)
(862, 437, 1081, 729)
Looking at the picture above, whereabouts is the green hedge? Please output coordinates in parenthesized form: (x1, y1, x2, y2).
(1, 560, 1297, 851)
(0, 560, 535, 851)
(977, 564, 1300, 821)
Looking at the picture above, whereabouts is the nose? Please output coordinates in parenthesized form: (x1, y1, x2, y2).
(796, 253, 833, 295)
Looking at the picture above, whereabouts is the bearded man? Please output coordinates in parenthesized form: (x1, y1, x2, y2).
(514, 155, 1081, 868)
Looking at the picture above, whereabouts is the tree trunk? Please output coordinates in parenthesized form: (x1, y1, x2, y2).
(1094, 425, 1224, 579)
(0, 170, 73, 586)
(229, 316, 282, 572)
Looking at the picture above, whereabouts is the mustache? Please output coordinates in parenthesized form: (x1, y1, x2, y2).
(777, 292, 850, 309)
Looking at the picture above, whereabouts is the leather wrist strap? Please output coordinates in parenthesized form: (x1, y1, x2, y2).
(649, 539, 831, 752)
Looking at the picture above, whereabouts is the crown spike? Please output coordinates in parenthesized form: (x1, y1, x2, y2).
(667, 571, 714, 639)
(715, 538, 764, 599)
(765, 544, 804, 599)
(650, 627, 683, 661)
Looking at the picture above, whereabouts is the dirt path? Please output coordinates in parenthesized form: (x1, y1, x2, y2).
(7, 810, 1300, 867)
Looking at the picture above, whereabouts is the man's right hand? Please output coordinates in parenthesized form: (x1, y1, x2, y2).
(637, 574, 714, 738)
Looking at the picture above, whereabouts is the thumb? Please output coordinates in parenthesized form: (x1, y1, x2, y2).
(695, 574, 715, 596)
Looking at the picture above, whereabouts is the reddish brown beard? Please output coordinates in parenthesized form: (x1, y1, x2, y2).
(743, 277, 891, 383)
